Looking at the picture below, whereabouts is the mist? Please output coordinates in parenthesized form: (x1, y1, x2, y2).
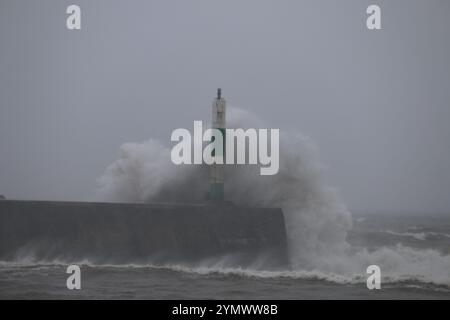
(1, 0, 450, 214)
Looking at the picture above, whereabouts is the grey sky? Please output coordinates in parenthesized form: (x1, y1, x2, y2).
(1, 0, 449, 214)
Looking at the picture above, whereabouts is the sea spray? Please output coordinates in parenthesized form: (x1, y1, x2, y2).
(96, 107, 352, 266)
(96, 107, 450, 287)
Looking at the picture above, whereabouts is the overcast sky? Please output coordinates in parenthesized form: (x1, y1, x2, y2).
(0, 0, 449, 214)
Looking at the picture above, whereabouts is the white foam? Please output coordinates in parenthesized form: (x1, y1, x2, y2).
(382, 229, 427, 241)
(92, 107, 450, 289)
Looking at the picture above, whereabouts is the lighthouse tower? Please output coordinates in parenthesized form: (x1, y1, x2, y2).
(209, 88, 226, 202)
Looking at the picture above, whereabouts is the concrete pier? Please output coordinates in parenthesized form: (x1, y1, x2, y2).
(0, 200, 288, 269)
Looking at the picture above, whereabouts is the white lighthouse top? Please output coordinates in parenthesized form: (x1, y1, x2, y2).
(213, 88, 226, 128)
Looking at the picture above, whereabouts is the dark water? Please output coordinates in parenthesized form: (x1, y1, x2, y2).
(1, 214, 449, 299)
(1, 264, 449, 300)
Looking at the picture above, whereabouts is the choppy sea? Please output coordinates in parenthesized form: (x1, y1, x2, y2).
(1, 214, 449, 299)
